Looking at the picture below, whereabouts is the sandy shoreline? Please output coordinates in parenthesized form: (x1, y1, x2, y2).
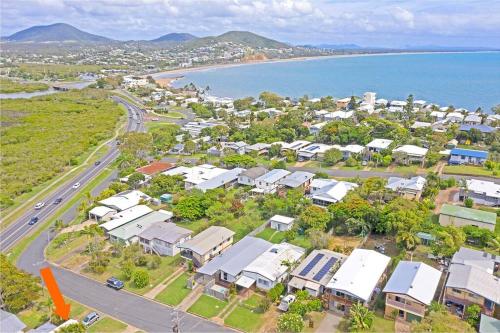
(151, 50, 498, 85)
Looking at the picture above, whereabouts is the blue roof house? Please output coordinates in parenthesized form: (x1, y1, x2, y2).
(449, 148, 488, 166)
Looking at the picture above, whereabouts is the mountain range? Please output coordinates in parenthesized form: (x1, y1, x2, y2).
(3, 23, 290, 49)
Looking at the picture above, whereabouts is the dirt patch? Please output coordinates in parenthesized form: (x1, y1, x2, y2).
(434, 187, 459, 213)
(362, 234, 400, 257)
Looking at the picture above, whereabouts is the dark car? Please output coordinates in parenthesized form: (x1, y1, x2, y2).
(28, 217, 39, 225)
(82, 312, 100, 326)
(94, 161, 101, 166)
(106, 277, 124, 290)
(54, 198, 63, 204)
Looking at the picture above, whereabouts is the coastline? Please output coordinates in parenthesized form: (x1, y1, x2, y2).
(150, 50, 500, 85)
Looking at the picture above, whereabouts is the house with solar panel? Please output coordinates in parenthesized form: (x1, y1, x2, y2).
(288, 249, 346, 297)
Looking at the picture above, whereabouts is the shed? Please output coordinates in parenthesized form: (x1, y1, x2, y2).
(160, 193, 173, 203)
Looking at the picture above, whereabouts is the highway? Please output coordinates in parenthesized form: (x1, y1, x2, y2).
(0, 96, 144, 251)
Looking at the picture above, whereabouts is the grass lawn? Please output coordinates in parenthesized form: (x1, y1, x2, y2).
(145, 121, 180, 131)
(443, 165, 495, 177)
(188, 294, 228, 318)
(392, 164, 420, 175)
(155, 272, 192, 306)
(46, 232, 90, 262)
(290, 235, 313, 250)
(338, 314, 395, 333)
(88, 317, 128, 333)
(256, 228, 287, 244)
(224, 294, 265, 333)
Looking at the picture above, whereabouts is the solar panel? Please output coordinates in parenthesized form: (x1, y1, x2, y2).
(298, 253, 324, 276)
(312, 257, 337, 282)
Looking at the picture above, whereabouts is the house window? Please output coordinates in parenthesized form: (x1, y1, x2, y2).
(222, 272, 228, 281)
(398, 310, 405, 318)
(452, 288, 462, 294)
(258, 278, 269, 286)
(395, 296, 404, 303)
(336, 291, 345, 297)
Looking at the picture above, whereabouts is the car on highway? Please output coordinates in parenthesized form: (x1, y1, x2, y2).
(72, 182, 81, 189)
(54, 198, 63, 204)
(82, 312, 100, 327)
(94, 161, 101, 166)
(106, 277, 124, 290)
(28, 217, 39, 225)
(34, 202, 45, 210)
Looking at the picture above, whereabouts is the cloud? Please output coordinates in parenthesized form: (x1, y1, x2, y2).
(1, 0, 499, 47)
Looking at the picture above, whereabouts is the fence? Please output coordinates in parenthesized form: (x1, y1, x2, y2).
(204, 279, 230, 301)
(248, 220, 270, 236)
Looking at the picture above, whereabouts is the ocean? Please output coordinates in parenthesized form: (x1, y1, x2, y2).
(168, 52, 500, 111)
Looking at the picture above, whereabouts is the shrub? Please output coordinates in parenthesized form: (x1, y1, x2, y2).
(132, 269, 150, 288)
(277, 313, 304, 333)
(148, 256, 161, 270)
(120, 259, 135, 281)
(464, 198, 474, 208)
(268, 283, 285, 302)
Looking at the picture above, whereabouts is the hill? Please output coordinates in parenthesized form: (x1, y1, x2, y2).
(181, 31, 290, 49)
(5, 23, 112, 43)
(151, 32, 197, 43)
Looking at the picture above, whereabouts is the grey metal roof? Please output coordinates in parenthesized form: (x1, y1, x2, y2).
(383, 261, 441, 305)
(279, 171, 315, 188)
(195, 168, 245, 191)
(451, 247, 499, 272)
(255, 169, 290, 184)
(197, 236, 273, 277)
(480, 315, 500, 333)
(0, 310, 27, 333)
(138, 222, 192, 244)
(178, 226, 235, 255)
(28, 321, 57, 333)
(239, 166, 268, 179)
(446, 264, 500, 303)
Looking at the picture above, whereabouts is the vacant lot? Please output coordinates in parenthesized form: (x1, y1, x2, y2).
(0, 78, 49, 93)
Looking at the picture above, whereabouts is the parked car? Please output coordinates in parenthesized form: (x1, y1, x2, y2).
(54, 198, 63, 204)
(82, 312, 100, 327)
(106, 277, 124, 290)
(34, 202, 45, 210)
(28, 217, 39, 225)
(72, 182, 81, 189)
(94, 161, 101, 166)
(374, 244, 386, 254)
(278, 294, 296, 312)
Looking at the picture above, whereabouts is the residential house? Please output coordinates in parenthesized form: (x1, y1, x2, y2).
(459, 124, 496, 135)
(139, 222, 192, 256)
(88, 206, 117, 222)
(410, 122, 432, 132)
(254, 169, 291, 194)
(178, 226, 235, 267)
(444, 247, 500, 317)
(392, 145, 428, 165)
(245, 143, 271, 155)
(309, 122, 328, 136)
(241, 242, 305, 291)
(336, 97, 351, 109)
(363, 92, 376, 105)
(326, 249, 390, 313)
(98, 190, 151, 211)
(385, 176, 427, 200)
(297, 143, 334, 161)
(238, 167, 268, 187)
(0, 310, 26, 333)
(439, 204, 496, 231)
(366, 139, 394, 154)
(269, 215, 295, 232)
(310, 179, 358, 207)
(196, 236, 272, 286)
(99, 205, 153, 234)
(313, 110, 330, 120)
(169, 143, 186, 154)
(459, 179, 500, 207)
(446, 112, 465, 123)
(136, 162, 175, 176)
(464, 114, 482, 125)
(195, 168, 245, 192)
(280, 140, 311, 154)
(181, 121, 221, 137)
(325, 111, 354, 121)
(107, 210, 173, 246)
(340, 145, 366, 159)
(485, 114, 500, 126)
(430, 111, 446, 121)
(449, 148, 488, 165)
(383, 261, 441, 322)
(223, 141, 248, 155)
(288, 249, 345, 297)
(164, 164, 228, 190)
(278, 171, 315, 192)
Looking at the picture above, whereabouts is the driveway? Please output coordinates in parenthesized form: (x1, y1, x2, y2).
(314, 311, 344, 333)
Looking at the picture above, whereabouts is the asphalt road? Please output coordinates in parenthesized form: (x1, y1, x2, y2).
(0, 96, 144, 251)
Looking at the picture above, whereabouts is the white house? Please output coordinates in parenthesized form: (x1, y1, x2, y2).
(254, 169, 291, 194)
(163, 164, 228, 189)
(241, 243, 305, 290)
(297, 143, 334, 161)
(366, 139, 393, 154)
(363, 92, 376, 105)
(269, 215, 295, 231)
(98, 190, 151, 211)
(310, 179, 358, 207)
(238, 167, 268, 186)
(195, 168, 245, 192)
(280, 140, 311, 154)
(430, 111, 446, 121)
(385, 176, 427, 200)
(325, 111, 354, 121)
(326, 249, 390, 313)
(100, 205, 153, 233)
(309, 122, 329, 135)
(460, 179, 500, 207)
(392, 145, 428, 165)
(464, 114, 482, 125)
(88, 206, 117, 222)
(139, 222, 192, 256)
(340, 145, 366, 159)
(446, 112, 465, 123)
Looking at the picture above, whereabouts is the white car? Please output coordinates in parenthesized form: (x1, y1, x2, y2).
(34, 202, 45, 210)
(72, 182, 81, 189)
(278, 294, 296, 312)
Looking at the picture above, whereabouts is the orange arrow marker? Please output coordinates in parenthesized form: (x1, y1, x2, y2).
(40, 267, 71, 320)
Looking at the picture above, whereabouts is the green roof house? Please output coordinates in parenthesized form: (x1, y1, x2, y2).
(439, 204, 496, 231)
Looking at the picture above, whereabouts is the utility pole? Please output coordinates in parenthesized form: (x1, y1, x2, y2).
(171, 309, 180, 333)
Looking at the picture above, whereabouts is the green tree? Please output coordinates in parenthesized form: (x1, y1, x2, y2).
(323, 148, 343, 166)
(58, 322, 86, 333)
(431, 226, 466, 257)
(132, 269, 150, 288)
(0, 255, 41, 313)
(465, 304, 481, 327)
(277, 313, 304, 333)
(147, 174, 184, 197)
(184, 140, 196, 154)
(464, 197, 474, 208)
(267, 283, 285, 302)
(127, 172, 145, 189)
(118, 132, 153, 159)
(259, 91, 283, 108)
(411, 309, 474, 332)
(120, 259, 135, 281)
(299, 205, 330, 231)
(221, 154, 257, 168)
(268, 144, 282, 158)
(349, 303, 374, 331)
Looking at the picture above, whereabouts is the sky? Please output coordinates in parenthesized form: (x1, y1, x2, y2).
(2, 0, 500, 48)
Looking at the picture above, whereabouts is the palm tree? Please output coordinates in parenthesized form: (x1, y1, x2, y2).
(487, 238, 500, 253)
(396, 230, 421, 251)
(349, 303, 374, 330)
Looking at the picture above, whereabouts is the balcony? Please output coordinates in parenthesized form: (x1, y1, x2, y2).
(386, 298, 425, 317)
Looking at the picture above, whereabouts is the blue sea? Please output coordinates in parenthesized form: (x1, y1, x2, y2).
(168, 52, 500, 111)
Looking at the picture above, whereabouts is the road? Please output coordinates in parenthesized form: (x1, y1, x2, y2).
(0, 96, 144, 251)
